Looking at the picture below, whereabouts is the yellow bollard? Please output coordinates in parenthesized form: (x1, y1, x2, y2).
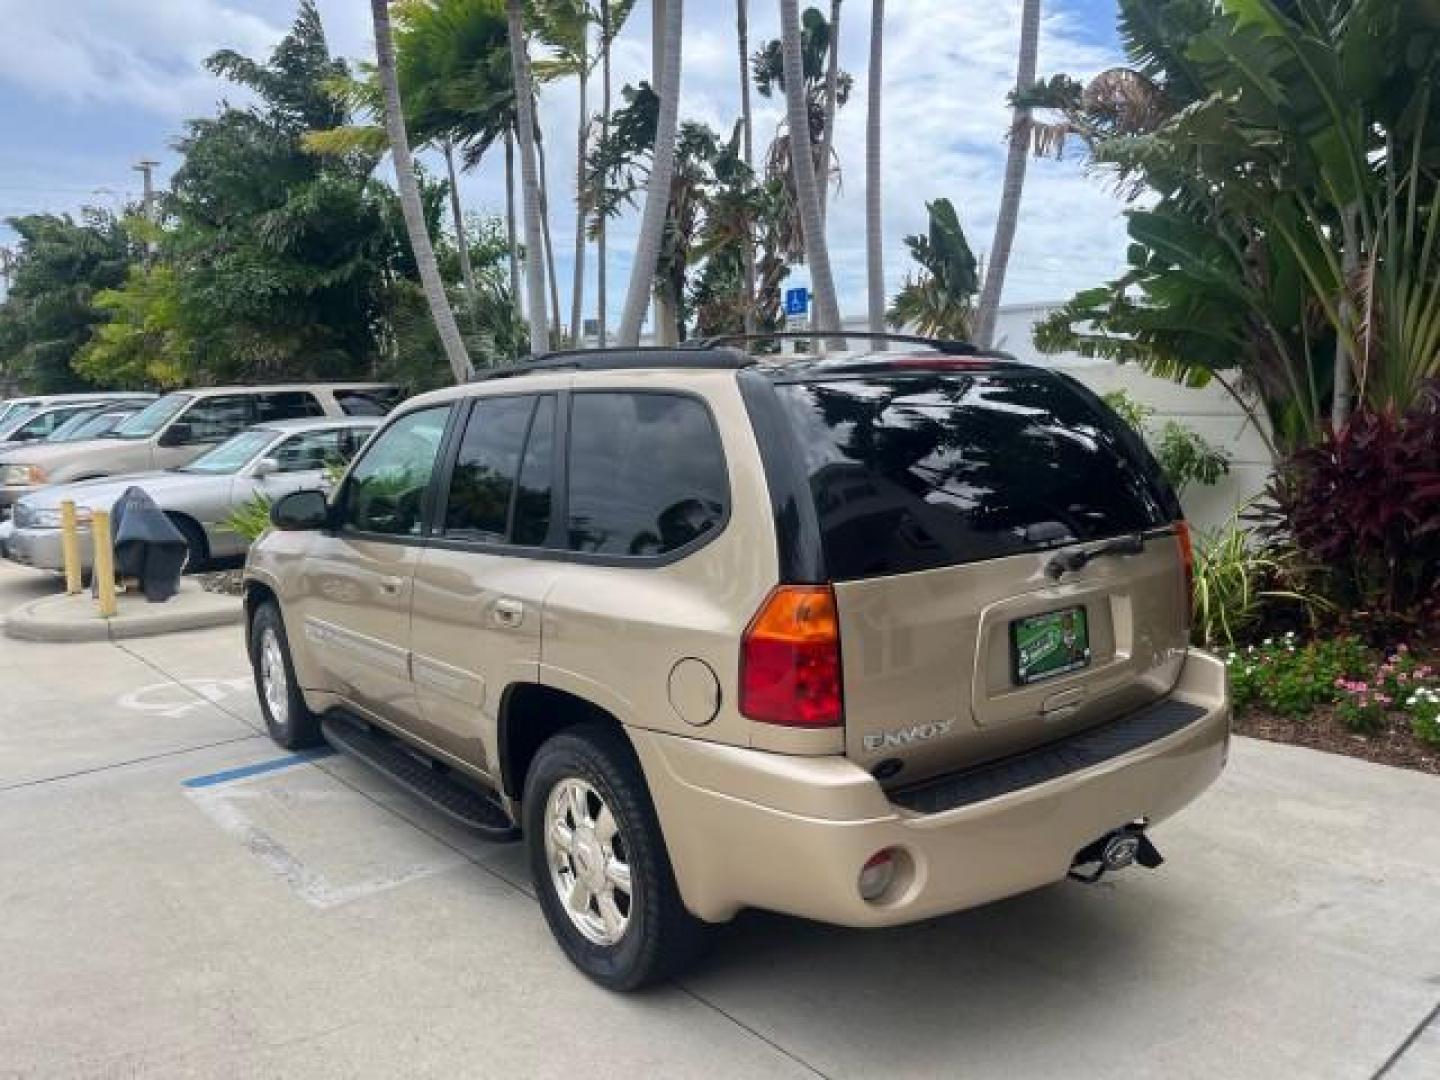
(92, 509, 117, 619)
(60, 500, 83, 596)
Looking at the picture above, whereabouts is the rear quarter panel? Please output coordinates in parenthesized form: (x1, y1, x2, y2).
(537, 371, 795, 751)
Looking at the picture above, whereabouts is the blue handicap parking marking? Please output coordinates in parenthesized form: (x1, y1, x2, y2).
(182, 748, 334, 789)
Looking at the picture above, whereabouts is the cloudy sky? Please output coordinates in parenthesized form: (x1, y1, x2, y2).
(0, 0, 1130, 324)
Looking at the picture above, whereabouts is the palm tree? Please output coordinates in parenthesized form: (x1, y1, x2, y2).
(779, 0, 842, 339)
(616, 0, 684, 346)
(597, 0, 614, 344)
(818, 0, 842, 223)
(737, 0, 757, 336)
(864, 0, 884, 340)
(888, 197, 979, 339)
(974, 0, 1041, 349)
(370, 0, 473, 381)
(507, 0, 550, 353)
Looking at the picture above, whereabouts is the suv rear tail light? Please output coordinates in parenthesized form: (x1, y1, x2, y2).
(739, 585, 844, 727)
(1176, 520, 1195, 626)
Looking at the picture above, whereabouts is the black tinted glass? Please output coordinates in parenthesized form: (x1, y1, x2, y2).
(444, 396, 534, 541)
(565, 393, 728, 557)
(513, 396, 554, 546)
(336, 387, 405, 416)
(775, 373, 1170, 580)
(257, 392, 324, 421)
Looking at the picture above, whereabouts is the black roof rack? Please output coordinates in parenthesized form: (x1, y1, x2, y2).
(470, 334, 1025, 382)
(698, 330, 989, 356)
(473, 345, 752, 381)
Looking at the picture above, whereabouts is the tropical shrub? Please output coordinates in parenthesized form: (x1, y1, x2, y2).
(225, 494, 274, 545)
(1267, 395, 1440, 619)
(1410, 687, 1440, 746)
(1103, 390, 1231, 495)
(1191, 511, 1326, 648)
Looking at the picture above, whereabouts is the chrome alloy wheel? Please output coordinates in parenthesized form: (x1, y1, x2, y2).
(259, 627, 289, 728)
(544, 778, 633, 946)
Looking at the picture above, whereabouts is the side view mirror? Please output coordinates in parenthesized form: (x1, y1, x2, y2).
(252, 457, 280, 478)
(160, 421, 194, 447)
(270, 489, 330, 531)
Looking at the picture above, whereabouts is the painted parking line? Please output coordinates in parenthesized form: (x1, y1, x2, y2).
(182, 748, 466, 910)
(182, 748, 334, 789)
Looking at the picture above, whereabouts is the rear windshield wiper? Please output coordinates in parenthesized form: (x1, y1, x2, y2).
(1045, 533, 1145, 580)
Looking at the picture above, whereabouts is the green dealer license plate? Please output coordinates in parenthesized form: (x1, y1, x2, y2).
(1012, 606, 1091, 685)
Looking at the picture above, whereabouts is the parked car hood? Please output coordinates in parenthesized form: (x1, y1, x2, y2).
(18, 471, 233, 514)
(0, 437, 119, 468)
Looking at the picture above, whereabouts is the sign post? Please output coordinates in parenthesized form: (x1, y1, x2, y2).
(783, 287, 810, 354)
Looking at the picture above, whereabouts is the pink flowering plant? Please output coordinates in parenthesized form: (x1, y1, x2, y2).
(1223, 634, 1440, 738)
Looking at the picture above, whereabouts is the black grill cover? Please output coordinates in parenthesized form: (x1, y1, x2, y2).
(105, 486, 188, 602)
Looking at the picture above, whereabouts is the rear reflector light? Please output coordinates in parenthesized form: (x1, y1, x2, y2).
(739, 585, 843, 727)
(858, 849, 897, 903)
(1176, 520, 1195, 625)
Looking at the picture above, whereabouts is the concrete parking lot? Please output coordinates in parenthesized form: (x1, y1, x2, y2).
(1, 560, 1437, 1079)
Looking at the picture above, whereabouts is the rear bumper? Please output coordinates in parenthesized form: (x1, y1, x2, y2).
(4, 527, 81, 572)
(630, 649, 1230, 927)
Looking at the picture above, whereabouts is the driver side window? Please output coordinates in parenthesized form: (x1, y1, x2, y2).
(337, 406, 452, 537)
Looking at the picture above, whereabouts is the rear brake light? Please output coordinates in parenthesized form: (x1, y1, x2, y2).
(1176, 520, 1195, 625)
(739, 585, 843, 727)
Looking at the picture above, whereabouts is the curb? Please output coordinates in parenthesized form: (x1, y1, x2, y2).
(3, 588, 244, 643)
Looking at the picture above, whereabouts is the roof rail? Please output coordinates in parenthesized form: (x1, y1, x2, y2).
(473, 345, 753, 381)
(698, 330, 989, 356)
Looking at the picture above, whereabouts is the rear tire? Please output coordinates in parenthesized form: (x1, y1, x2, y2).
(249, 602, 322, 749)
(523, 724, 709, 990)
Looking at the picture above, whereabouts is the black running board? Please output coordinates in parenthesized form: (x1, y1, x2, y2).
(322, 713, 519, 841)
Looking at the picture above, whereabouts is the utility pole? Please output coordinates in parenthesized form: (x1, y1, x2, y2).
(133, 159, 161, 267)
(133, 159, 160, 221)
(0, 246, 14, 298)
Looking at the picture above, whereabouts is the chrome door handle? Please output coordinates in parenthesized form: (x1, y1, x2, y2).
(493, 598, 524, 628)
(379, 576, 404, 597)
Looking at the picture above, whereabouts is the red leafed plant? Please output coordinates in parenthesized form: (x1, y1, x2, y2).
(1267, 384, 1440, 622)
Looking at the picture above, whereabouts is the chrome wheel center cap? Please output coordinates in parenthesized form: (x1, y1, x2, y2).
(573, 828, 606, 889)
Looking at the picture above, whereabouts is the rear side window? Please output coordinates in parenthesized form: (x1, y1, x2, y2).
(565, 393, 728, 557)
(335, 387, 405, 416)
(443, 396, 535, 542)
(774, 373, 1171, 580)
(256, 391, 325, 422)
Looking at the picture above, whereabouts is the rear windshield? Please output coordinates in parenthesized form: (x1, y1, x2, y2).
(774, 372, 1172, 580)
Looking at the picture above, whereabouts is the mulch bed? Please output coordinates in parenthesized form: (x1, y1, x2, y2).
(1235, 704, 1440, 776)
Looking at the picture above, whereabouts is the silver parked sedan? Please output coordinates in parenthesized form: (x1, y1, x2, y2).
(5, 417, 376, 572)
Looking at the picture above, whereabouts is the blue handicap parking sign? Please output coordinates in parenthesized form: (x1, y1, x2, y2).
(784, 287, 810, 316)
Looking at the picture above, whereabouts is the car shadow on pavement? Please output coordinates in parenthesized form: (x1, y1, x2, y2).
(683, 878, 1172, 1061)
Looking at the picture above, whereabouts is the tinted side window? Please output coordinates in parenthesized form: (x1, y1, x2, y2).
(180, 396, 254, 443)
(565, 393, 728, 557)
(512, 396, 554, 546)
(339, 406, 451, 537)
(443, 396, 534, 541)
(257, 392, 325, 422)
(774, 373, 1170, 580)
(335, 387, 405, 416)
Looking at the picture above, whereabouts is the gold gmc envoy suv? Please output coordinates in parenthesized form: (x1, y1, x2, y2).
(244, 336, 1230, 990)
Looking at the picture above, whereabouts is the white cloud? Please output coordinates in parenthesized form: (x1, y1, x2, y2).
(0, 0, 283, 117)
(0, 0, 1135, 321)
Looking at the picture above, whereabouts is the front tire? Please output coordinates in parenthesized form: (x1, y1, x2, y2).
(166, 514, 208, 573)
(523, 724, 709, 990)
(249, 602, 321, 749)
